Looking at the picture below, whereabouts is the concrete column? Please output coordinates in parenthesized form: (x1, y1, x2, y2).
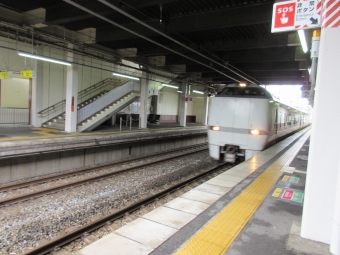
(201, 93, 209, 125)
(301, 27, 340, 246)
(139, 71, 149, 128)
(179, 83, 187, 126)
(30, 45, 44, 127)
(65, 44, 78, 132)
(111, 115, 116, 126)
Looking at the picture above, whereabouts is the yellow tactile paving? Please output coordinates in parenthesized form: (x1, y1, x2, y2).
(0, 126, 203, 141)
(175, 131, 310, 255)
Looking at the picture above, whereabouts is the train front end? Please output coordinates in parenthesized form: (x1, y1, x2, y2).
(208, 85, 273, 163)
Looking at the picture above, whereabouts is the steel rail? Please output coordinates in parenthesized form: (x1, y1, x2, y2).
(0, 147, 208, 207)
(22, 161, 229, 255)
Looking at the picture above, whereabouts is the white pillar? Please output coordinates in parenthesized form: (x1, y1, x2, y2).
(139, 71, 148, 128)
(301, 26, 340, 246)
(331, 161, 340, 254)
(178, 84, 187, 126)
(201, 92, 209, 125)
(30, 45, 43, 127)
(65, 44, 78, 132)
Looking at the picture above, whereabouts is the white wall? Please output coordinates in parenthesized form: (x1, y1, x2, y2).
(159, 90, 179, 115)
(193, 97, 204, 123)
(1, 78, 29, 108)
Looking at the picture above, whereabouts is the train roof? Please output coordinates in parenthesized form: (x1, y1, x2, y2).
(216, 84, 309, 115)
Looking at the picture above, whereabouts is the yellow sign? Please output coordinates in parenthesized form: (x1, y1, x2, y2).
(282, 175, 290, 182)
(0, 71, 13, 79)
(272, 188, 283, 197)
(20, 70, 36, 78)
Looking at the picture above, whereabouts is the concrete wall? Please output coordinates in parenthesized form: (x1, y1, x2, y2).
(159, 90, 179, 115)
(193, 97, 204, 123)
(0, 78, 29, 108)
(0, 134, 207, 184)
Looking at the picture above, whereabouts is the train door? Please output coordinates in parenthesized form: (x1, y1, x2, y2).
(275, 107, 278, 134)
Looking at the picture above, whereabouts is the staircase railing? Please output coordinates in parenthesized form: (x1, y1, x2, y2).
(77, 80, 140, 123)
(38, 78, 116, 118)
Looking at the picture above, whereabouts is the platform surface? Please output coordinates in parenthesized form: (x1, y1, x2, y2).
(78, 127, 331, 255)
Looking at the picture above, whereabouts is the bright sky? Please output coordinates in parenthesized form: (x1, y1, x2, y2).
(263, 85, 312, 111)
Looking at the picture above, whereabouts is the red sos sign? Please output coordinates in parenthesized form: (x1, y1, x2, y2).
(272, 1, 296, 30)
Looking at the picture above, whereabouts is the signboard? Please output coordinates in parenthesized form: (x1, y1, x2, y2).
(272, 0, 322, 32)
(282, 189, 294, 200)
(301, 90, 310, 98)
(0, 71, 13, 79)
(20, 70, 36, 79)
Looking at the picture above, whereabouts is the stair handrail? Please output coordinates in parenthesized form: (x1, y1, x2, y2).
(38, 77, 115, 117)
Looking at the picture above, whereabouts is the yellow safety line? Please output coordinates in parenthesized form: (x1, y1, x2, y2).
(0, 126, 205, 141)
(175, 131, 310, 255)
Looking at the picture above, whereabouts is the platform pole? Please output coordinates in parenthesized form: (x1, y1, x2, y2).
(139, 71, 149, 128)
(179, 83, 187, 127)
(301, 22, 340, 248)
(65, 43, 78, 133)
(30, 45, 44, 127)
(201, 92, 209, 125)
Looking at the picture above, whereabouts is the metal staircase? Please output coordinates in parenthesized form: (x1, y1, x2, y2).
(41, 80, 140, 132)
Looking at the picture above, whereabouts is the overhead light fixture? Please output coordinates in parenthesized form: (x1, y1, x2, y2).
(18, 51, 72, 66)
(298, 30, 308, 53)
(162, 84, 178, 89)
(177, 91, 183, 93)
(239, 83, 246, 87)
(193, 90, 204, 94)
(112, 72, 139, 80)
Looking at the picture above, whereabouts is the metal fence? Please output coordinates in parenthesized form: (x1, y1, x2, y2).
(0, 107, 30, 124)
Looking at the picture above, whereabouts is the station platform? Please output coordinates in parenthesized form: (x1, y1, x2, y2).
(79, 127, 332, 255)
(0, 123, 206, 158)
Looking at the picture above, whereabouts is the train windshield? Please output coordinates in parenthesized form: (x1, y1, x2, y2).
(218, 87, 272, 99)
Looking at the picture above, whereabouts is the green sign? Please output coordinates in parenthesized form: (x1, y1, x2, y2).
(289, 176, 299, 184)
(292, 191, 304, 203)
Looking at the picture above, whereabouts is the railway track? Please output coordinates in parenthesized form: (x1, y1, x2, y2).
(0, 144, 208, 207)
(22, 161, 229, 255)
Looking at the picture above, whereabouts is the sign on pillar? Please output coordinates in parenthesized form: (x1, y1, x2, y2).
(271, 0, 322, 32)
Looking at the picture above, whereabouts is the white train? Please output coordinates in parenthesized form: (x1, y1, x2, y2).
(208, 84, 310, 163)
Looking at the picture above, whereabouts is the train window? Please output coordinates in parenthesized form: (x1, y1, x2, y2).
(218, 87, 272, 99)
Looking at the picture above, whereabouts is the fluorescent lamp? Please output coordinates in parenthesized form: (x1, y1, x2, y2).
(162, 84, 178, 89)
(193, 90, 204, 94)
(18, 51, 72, 66)
(112, 72, 140, 80)
(177, 91, 183, 93)
(298, 30, 308, 53)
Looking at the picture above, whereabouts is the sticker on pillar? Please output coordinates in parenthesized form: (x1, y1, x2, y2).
(71, 96, 74, 112)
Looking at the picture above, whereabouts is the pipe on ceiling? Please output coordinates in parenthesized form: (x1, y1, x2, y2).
(63, 0, 241, 83)
(97, 0, 257, 84)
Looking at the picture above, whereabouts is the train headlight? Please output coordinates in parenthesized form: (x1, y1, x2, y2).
(250, 129, 259, 135)
(212, 126, 220, 131)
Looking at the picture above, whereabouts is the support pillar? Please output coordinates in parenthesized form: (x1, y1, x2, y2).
(65, 44, 78, 132)
(201, 92, 209, 125)
(179, 83, 187, 126)
(139, 71, 149, 128)
(30, 45, 44, 127)
(301, 25, 340, 248)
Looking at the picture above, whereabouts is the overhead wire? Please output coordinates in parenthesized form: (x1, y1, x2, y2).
(117, 0, 261, 84)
